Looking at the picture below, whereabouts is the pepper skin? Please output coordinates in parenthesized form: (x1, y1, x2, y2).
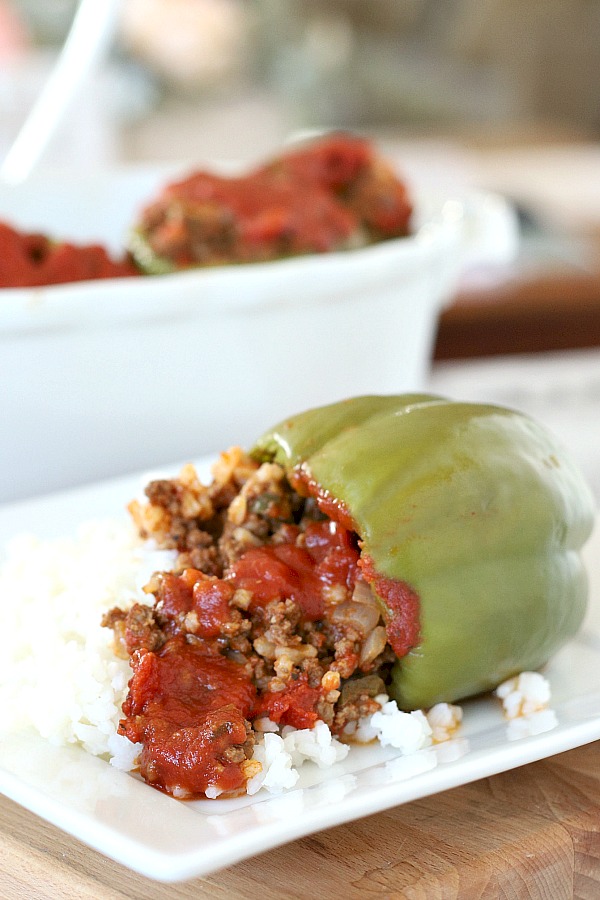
(252, 395, 595, 710)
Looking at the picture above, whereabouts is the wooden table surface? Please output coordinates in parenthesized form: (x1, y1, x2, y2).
(0, 739, 599, 899)
(435, 267, 600, 360)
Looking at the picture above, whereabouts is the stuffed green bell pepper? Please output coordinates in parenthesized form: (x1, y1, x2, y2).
(252, 394, 595, 710)
(127, 133, 412, 274)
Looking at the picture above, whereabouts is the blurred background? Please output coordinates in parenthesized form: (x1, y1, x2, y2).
(1, 0, 599, 263)
(1, 0, 599, 161)
(1, 0, 599, 500)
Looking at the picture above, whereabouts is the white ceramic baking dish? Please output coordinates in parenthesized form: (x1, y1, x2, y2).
(0, 167, 517, 502)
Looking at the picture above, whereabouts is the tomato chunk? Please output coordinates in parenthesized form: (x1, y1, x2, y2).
(120, 638, 256, 797)
(254, 675, 322, 730)
(229, 521, 359, 621)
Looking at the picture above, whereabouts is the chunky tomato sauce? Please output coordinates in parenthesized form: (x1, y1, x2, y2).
(116, 520, 361, 797)
(139, 170, 358, 267)
(254, 674, 322, 730)
(1, 133, 412, 286)
(264, 133, 413, 239)
(121, 638, 255, 796)
(229, 521, 359, 620)
(294, 466, 421, 656)
(135, 133, 413, 269)
(359, 555, 421, 658)
(0, 222, 138, 288)
(263, 133, 373, 192)
(291, 466, 358, 533)
(158, 570, 237, 638)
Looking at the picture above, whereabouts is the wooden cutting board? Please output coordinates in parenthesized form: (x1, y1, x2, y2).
(1, 740, 599, 898)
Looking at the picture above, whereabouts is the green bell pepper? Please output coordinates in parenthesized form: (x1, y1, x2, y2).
(127, 227, 177, 276)
(252, 394, 595, 710)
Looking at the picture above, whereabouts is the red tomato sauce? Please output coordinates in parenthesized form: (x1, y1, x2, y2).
(263, 133, 373, 191)
(157, 570, 237, 639)
(290, 466, 358, 533)
(117, 521, 360, 797)
(254, 674, 322, 730)
(140, 169, 358, 266)
(120, 637, 255, 796)
(0, 221, 139, 288)
(264, 133, 413, 238)
(293, 466, 421, 658)
(228, 520, 359, 620)
(1, 134, 412, 286)
(136, 133, 412, 269)
(358, 555, 421, 658)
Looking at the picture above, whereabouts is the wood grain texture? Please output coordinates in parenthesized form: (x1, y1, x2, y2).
(434, 270, 600, 359)
(1, 741, 599, 899)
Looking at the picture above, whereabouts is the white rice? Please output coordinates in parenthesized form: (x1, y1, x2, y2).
(0, 519, 175, 763)
(247, 700, 468, 793)
(245, 721, 352, 796)
(495, 671, 551, 719)
(1, 517, 547, 798)
(426, 701, 464, 742)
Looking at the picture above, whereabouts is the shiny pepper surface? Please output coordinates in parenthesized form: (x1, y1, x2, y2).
(252, 395, 595, 710)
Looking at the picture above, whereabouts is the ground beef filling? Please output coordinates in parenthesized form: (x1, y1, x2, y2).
(104, 451, 400, 799)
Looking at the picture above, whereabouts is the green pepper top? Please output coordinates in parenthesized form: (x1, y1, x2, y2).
(252, 395, 595, 709)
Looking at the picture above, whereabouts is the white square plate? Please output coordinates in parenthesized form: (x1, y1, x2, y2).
(0, 467, 598, 883)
